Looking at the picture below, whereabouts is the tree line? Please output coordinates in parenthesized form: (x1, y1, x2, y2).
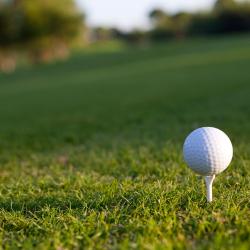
(92, 0, 250, 43)
(0, 0, 250, 72)
(0, 0, 84, 71)
(148, 0, 250, 41)
(1, 0, 250, 48)
(0, 0, 83, 46)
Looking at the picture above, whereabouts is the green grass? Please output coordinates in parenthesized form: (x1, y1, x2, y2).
(0, 35, 250, 249)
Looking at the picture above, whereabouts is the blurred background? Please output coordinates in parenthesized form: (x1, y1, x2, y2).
(0, 0, 250, 72)
(0, 0, 250, 152)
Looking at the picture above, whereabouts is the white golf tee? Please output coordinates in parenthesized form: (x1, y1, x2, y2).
(204, 175, 215, 202)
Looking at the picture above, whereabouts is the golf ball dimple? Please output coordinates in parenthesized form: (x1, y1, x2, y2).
(183, 127, 233, 176)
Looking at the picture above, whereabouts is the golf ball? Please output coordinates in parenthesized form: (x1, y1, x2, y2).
(183, 127, 233, 176)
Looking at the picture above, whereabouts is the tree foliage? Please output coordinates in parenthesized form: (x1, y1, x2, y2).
(0, 0, 84, 46)
(214, 0, 237, 12)
(149, 0, 250, 41)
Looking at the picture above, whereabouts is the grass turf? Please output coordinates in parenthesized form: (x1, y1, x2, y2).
(0, 35, 250, 249)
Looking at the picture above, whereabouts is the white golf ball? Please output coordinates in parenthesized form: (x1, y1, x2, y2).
(183, 127, 233, 176)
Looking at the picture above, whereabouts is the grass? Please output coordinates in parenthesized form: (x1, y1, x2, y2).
(0, 35, 250, 249)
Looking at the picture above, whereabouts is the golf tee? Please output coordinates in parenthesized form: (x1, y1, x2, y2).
(204, 175, 215, 202)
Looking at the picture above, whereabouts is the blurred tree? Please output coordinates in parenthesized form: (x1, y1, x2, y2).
(149, 9, 168, 29)
(172, 12, 193, 38)
(149, 9, 174, 30)
(188, 0, 250, 36)
(214, 0, 250, 33)
(0, 0, 85, 66)
(188, 14, 219, 36)
(124, 29, 149, 44)
(92, 27, 113, 41)
(217, 7, 250, 33)
(0, 0, 84, 46)
(149, 9, 175, 41)
(214, 0, 237, 12)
